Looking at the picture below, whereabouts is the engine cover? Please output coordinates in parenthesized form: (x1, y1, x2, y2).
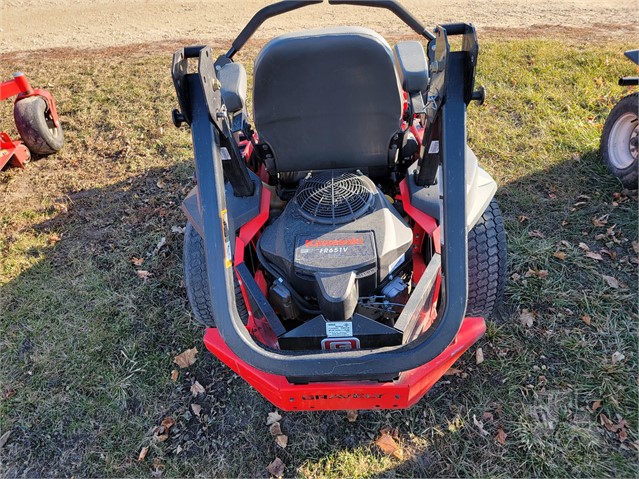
(259, 172, 413, 321)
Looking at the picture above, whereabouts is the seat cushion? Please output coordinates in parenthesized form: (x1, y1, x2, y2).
(253, 26, 403, 173)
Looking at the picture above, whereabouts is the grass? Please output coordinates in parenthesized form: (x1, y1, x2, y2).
(1, 36, 637, 478)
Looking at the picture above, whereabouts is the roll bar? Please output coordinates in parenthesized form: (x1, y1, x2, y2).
(226, 0, 435, 58)
(327, 1, 435, 40)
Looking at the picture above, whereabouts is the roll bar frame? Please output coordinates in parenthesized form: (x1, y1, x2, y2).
(225, 0, 435, 59)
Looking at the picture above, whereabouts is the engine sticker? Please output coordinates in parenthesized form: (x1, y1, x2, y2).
(326, 321, 353, 338)
(295, 232, 375, 263)
(220, 209, 232, 268)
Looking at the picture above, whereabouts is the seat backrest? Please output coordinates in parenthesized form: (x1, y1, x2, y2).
(253, 27, 403, 173)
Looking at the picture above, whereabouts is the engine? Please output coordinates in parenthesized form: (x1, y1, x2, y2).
(259, 171, 413, 322)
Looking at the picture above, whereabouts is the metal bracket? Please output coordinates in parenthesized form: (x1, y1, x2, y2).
(172, 45, 255, 197)
(416, 23, 481, 187)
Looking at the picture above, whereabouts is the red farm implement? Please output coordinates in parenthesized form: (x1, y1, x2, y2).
(1, 72, 63, 170)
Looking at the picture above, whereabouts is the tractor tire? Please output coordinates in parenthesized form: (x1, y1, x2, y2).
(183, 221, 248, 327)
(600, 93, 638, 188)
(466, 199, 507, 318)
(13, 96, 64, 156)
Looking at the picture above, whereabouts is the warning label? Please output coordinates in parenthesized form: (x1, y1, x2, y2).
(326, 321, 353, 338)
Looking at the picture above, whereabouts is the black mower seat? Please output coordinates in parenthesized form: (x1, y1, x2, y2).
(253, 26, 403, 173)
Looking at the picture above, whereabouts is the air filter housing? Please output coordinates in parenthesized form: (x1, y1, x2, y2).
(295, 172, 375, 224)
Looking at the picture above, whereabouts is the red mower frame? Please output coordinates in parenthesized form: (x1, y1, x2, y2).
(173, 0, 492, 411)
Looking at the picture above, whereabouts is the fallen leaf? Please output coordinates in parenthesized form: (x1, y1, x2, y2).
(519, 309, 535, 328)
(2, 388, 16, 400)
(619, 428, 628, 442)
(170, 369, 179, 381)
(174, 347, 198, 368)
(48, 234, 61, 245)
(267, 411, 282, 426)
(190, 381, 205, 397)
(171, 225, 186, 234)
(632, 240, 638, 254)
(275, 434, 288, 448)
(602, 275, 621, 289)
(517, 215, 529, 223)
(138, 446, 149, 462)
(156, 179, 166, 189)
(482, 411, 494, 421)
(600, 248, 617, 260)
(585, 251, 603, 261)
(161, 417, 175, 431)
(151, 460, 164, 479)
(130, 257, 144, 266)
(611, 351, 625, 363)
(346, 410, 358, 422)
(599, 413, 615, 432)
(581, 314, 592, 326)
(511, 273, 521, 281)
(267, 457, 285, 477)
(155, 434, 169, 442)
(613, 419, 627, 433)
(154, 237, 166, 254)
(0, 430, 11, 448)
(578, 242, 590, 252)
(444, 367, 463, 376)
(136, 270, 151, 281)
(591, 400, 602, 412)
(525, 269, 548, 279)
(191, 404, 202, 416)
(495, 428, 507, 445)
(375, 432, 403, 459)
(473, 414, 489, 436)
(475, 348, 484, 365)
(269, 422, 283, 436)
(553, 251, 566, 260)
(528, 230, 545, 239)
(591, 214, 608, 227)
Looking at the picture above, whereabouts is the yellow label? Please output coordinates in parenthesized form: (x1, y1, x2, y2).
(220, 209, 232, 268)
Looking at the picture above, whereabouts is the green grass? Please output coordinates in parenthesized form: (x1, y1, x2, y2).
(1, 37, 637, 478)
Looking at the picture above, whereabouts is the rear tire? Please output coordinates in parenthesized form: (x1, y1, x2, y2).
(466, 199, 507, 318)
(600, 93, 638, 188)
(183, 221, 248, 327)
(14, 96, 64, 156)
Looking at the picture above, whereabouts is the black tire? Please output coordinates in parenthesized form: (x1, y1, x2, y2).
(600, 93, 638, 188)
(183, 221, 248, 327)
(13, 96, 64, 156)
(466, 199, 507, 318)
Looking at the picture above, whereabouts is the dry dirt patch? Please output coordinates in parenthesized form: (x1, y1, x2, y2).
(1, 0, 636, 53)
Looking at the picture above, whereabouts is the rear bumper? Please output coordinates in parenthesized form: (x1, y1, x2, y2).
(204, 316, 485, 411)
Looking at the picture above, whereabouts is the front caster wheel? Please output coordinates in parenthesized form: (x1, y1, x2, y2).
(13, 96, 64, 156)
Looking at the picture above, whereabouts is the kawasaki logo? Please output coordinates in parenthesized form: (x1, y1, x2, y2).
(301, 393, 383, 400)
(305, 237, 364, 248)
